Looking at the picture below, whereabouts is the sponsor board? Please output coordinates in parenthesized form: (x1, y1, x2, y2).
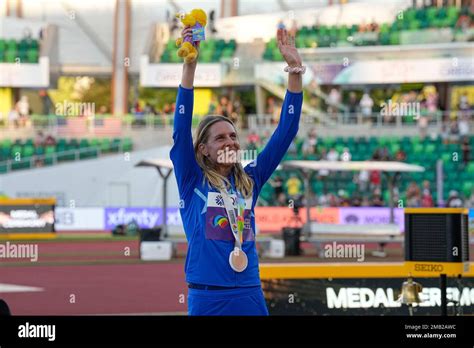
(55, 208, 105, 231)
(0, 203, 54, 234)
(263, 278, 474, 315)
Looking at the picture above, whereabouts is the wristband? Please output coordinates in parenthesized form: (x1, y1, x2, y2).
(284, 65, 306, 74)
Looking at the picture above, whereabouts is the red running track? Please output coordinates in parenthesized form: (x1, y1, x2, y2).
(0, 263, 189, 315)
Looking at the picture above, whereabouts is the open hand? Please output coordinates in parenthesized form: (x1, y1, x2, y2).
(277, 27, 302, 67)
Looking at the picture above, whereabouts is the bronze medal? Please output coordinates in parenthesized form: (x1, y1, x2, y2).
(229, 247, 248, 272)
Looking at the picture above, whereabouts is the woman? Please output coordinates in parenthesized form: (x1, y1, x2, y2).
(170, 26, 303, 316)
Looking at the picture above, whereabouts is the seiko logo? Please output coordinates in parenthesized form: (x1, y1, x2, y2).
(414, 264, 444, 272)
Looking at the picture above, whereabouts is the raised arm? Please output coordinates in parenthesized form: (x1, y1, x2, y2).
(277, 27, 303, 94)
(246, 27, 304, 193)
(169, 27, 202, 201)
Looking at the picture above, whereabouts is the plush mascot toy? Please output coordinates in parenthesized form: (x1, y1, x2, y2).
(175, 9, 207, 63)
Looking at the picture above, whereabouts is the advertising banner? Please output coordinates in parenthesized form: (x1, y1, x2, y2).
(0, 199, 55, 234)
(263, 277, 474, 315)
(339, 207, 405, 232)
(140, 58, 222, 87)
(104, 207, 183, 230)
(254, 207, 339, 233)
(55, 208, 105, 231)
(256, 57, 474, 86)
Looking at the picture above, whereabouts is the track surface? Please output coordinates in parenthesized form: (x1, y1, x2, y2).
(0, 238, 409, 315)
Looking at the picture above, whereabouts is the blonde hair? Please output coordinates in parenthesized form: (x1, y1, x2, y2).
(194, 115, 254, 198)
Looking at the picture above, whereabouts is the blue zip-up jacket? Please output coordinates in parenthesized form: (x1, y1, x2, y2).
(170, 85, 302, 287)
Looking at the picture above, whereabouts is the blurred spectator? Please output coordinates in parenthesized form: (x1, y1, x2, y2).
(446, 190, 463, 208)
(395, 149, 406, 161)
(351, 193, 362, 207)
(144, 103, 156, 115)
(209, 10, 218, 35)
(356, 169, 369, 192)
(318, 193, 328, 206)
(406, 181, 421, 207)
(16, 96, 30, 126)
(328, 193, 339, 207)
(461, 136, 471, 167)
(371, 148, 381, 160)
(341, 147, 352, 162)
(371, 188, 384, 207)
(132, 101, 143, 115)
(380, 146, 391, 161)
(317, 148, 329, 179)
(449, 119, 460, 143)
(459, 115, 470, 138)
(208, 95, 218, 114)
(338, 190, 351, 207)
(328, 88, 341, 118)
(39, 89, 52, 115)
(369, 170, 381, 191)
(217, 96, 232, 118)
(44, 134, 57, 146)
(347, 92, 359, 123)
(285, 173, 303, 202)
(361, 196, 371, 207)
(162, 103, 172, 115)
(327, 148, 339, 162)
(98, 105, 108, 115)
(34, 131, 45, 147)
(231, 96, 243, 125)
(360, 92, 373, 122)
(168, 10, 180, 37)
(8, 107, 19, 128)
(246, 130, 260, 150)
(302, 128, 317, 155)
(269, 175, 284, 200)
(418, 115, 429, 140)
(458, 92, 470, 118)
(421, 180, 434, 207)
(276, 192, 287, 207)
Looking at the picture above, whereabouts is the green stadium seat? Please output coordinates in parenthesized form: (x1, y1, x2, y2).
(79, 139, 89, 148)
(100, 138, 111, 152)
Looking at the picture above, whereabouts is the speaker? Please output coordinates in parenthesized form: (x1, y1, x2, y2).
(404, 208, 469, 263)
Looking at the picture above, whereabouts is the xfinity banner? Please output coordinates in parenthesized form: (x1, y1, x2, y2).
(104, 207, 182, 230)
(0, 203, 55, 234)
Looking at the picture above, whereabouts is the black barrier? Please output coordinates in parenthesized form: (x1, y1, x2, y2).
(140, 227, 161, 241)
(282, 227, 301, 256)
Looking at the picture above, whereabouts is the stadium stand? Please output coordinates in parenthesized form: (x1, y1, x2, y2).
(257, 135, 474, 206)
(159, 38, 237, 63)
(0, 137, 133, 173)
(0, 38, 40, 63)
(263, 5, 473, 60)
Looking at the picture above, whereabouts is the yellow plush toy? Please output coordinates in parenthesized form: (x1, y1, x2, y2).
(175, 9, 207, 63)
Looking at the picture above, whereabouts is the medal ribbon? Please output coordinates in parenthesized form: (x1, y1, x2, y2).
(219, 178, 246, 248)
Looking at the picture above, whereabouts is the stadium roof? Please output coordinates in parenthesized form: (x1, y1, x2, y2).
(283, 160, 425, 172)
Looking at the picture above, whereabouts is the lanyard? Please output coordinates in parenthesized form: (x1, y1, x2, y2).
(219, 177, 245, 248)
